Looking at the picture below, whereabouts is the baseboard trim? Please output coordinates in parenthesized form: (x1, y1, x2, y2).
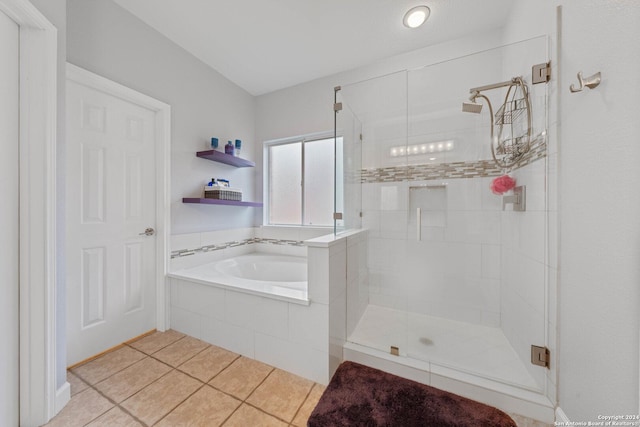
(67, 329, 156, 370)
(54, 381, 70, 415)
(556, 407, 570, 423)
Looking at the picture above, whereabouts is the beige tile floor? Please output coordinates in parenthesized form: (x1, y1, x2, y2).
(46, 330, 324, 427)
(46, 329, 551, 427)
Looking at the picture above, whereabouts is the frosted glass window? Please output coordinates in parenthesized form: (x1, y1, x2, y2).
(269, 142, 302, 225)
(304, 138, 335, 226)
(266, 136, 342, 226)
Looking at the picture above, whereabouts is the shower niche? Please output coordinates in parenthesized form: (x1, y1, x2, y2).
(336, 36, 556, 413)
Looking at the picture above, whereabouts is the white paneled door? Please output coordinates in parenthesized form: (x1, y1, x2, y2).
(66, 76, 158, 365)
(0, 8, 20, 426)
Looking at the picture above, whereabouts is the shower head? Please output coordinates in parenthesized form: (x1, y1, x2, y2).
(462, 101, 483, 114)
(462, 91, 483, 113)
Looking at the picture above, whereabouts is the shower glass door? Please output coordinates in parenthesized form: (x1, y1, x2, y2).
(340, 70, 410, 355)
(334, 91, 361, 235)
(343, 36, 551, 394)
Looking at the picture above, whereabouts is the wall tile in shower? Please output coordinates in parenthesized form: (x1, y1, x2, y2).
(379, 183, 407, 211)
(511, 160, 546, 212)
(481, 244, 501, 280)
(518, 212, 546, 264)
(361, 183, 379, 211)
(361, 210, 381, 237)
(442, 242, 482, 280)
(409, 185, 447, 229)
(480, 177, 503, 211)
(444, 211, 501, 245)
(445, 179, 482, 211)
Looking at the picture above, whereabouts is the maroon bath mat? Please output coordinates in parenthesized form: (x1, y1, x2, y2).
(308, 361, 516, 427)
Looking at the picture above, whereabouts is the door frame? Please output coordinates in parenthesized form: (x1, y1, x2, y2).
(66, 62, 172, 334)
(0, 0, 58, 424)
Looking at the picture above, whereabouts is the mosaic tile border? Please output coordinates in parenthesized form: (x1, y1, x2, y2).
(171, 238, 305, 259)
(360, 137, 547, 184)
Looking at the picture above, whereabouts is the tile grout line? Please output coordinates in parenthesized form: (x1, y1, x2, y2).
(53, 386, 112, 427)
(289, 382, 316, 427)
(112, 366, 179, 427)
(71, 332, 186, 392)
(71, 348, 147, 387)
(81, 334, 192, 426)
(217, 366, 278, 426)
(163, 356, 252, 427)
(227, 367, 319, 426)
(151, 380, 208, 426)
(70, 370, 150, 427)
(65, 333, 191, 426)
(115, 342, 211, 426)
(121, 339, 242, 426)
(126, 331, 187, 356)
(70, 332, 322, 427)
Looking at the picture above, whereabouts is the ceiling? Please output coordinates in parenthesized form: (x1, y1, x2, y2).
(112, 0, 514, 96)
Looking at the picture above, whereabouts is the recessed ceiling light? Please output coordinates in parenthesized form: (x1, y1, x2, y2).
(403, 5, 430, 28)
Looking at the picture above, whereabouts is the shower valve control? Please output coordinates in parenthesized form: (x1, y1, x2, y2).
(502, 186, 526, 212)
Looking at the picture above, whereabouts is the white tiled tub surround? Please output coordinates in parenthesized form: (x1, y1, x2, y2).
(168, 227, 367, 384)
(306, 230, 369, 379)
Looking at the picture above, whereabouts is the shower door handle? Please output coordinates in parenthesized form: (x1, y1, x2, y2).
(416, 208, 422, 241)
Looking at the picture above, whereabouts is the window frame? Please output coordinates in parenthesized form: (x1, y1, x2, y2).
(263, 132, 339, 227)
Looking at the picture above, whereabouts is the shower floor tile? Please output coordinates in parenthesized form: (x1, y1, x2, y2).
(349, 304, 540, 390)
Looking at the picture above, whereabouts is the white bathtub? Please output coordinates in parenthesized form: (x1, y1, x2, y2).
(168, 253, 308, 304)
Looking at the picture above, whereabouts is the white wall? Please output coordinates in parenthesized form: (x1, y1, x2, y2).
(67, 0, 257, 236)
(505, 0, 640, 420)
(0, 8, 20, 425)
(557, 0, 640, 419)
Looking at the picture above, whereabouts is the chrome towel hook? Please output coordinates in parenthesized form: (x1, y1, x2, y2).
(570, 71, 601, 93)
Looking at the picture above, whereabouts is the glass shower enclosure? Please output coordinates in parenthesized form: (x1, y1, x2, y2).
(335, 36, 552, 394)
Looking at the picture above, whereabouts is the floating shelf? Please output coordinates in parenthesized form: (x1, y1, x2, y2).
(182, 198, 263, 207)
(196, 150, 255, 167)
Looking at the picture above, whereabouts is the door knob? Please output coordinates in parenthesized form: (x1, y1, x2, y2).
(139, 227, 155, 236)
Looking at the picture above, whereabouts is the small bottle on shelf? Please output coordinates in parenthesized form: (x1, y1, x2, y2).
(225, 140, 235, 156)
(234, 139, 242, 157)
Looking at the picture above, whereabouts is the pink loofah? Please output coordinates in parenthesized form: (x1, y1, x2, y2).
(491, 175, 516, 195)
